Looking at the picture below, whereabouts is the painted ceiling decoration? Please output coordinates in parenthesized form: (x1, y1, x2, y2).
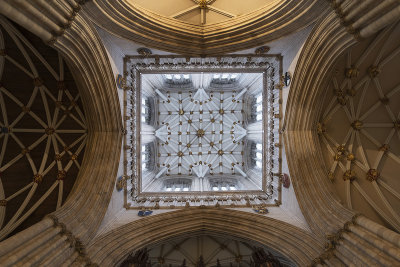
(0, 18, 86, 240)
(319, 21, 400, 232)
(122, 54, 282, 209)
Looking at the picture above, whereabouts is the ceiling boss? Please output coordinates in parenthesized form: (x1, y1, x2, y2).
(171, 0, 235, 25)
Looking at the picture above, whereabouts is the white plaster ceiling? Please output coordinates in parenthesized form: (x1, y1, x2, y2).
(319, 21, 400, 231)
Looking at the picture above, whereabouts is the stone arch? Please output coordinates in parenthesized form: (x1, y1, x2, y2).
(87, 208, 323, 266)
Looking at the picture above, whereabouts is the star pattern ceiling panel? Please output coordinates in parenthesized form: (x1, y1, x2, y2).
(156, 89, 246, 178)
(0, 18, 86, 240)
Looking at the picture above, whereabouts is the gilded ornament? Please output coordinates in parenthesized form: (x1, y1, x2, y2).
(218, 150, 224, 156)
(343, 170, 356, 181)
(199, 0, 208, 8)
(345, 66, 358, 78)
(366, 169, 379, 182)
(177, 151, 184, 157)
(351, 120, 363, 130)
(0, 199, 7, 206)
(196, 129, 205, 137)
(33, 173, 43, 184)
(57, 170, 67, 180)
(379, 144, 390, 152)
(368, 65, 380, 78)
(21, 148, 30, 155)
(337, 145, 346, 153)
(71, 154, 78, 160)
(178, 109, 184, 115)
(346, 153, 355, 161)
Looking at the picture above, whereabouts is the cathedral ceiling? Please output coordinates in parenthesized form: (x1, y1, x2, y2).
(85, 0, 327, 55)
(131, 0, 268, 25)
(122, 55, 282, 209)
(318, 21, 400, 232)
(0, 18, 87, 240)
(127, 233, 294, 266)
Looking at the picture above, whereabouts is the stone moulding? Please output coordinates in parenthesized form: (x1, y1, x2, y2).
(123, 54, 283, 209)
(84, 0, 328, 55)
(87, 208, 323, 266)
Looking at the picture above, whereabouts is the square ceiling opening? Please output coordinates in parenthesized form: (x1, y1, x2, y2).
(123, 55, 282, 209)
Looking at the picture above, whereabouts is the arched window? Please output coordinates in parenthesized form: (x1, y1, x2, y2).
(255, 93, 263, 121)
(251, 142, 263, 169)
(209, 179, 238, 191)
(164, 74, 191, 85)
(141, 97, 150, 123)
(211, 73, 239, 84)
(141, 145, 150, 171)
(164, 179, 192, 192)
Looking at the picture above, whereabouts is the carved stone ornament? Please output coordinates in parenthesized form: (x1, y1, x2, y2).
(116, 176, 127, 192)
(137, 47, 152, 57)
(343, 170, 356, 182)
(253, 205, 269, 214)
(138, 208, 153, 217)
(255, 46, 270, 55)
(366, 169, 380, 182)
(281, 173, 290, 188)
(116, 74, 125, 89)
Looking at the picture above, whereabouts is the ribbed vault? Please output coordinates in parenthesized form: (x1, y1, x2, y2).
(319, 21, 400, 231)
(0, 17, 86, 240)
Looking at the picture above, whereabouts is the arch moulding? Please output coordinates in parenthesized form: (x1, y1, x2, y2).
(84, 0, 328, 55)
(87, 208, 323, 266)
